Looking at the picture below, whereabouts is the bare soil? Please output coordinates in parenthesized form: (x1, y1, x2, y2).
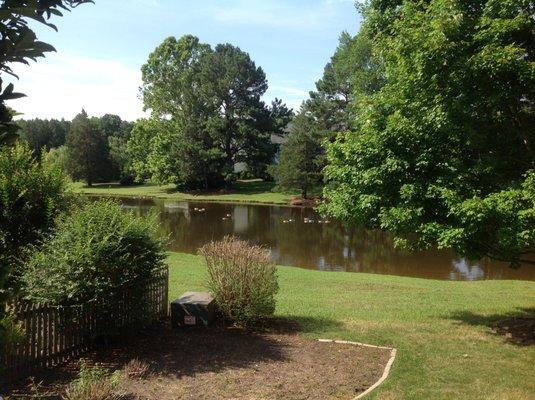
(5, 322, 391, 400)
(493, 316, 535, 346)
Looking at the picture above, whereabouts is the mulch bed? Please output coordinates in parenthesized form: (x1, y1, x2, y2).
(4, 322, 391, 400)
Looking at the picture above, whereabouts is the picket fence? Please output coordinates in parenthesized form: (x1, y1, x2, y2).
(1, 267, 169, 383)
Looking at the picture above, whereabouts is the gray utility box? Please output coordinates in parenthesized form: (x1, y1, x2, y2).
(171, 292, 215, 328)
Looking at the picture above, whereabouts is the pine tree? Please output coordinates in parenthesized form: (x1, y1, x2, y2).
(66, 110, 111, 187)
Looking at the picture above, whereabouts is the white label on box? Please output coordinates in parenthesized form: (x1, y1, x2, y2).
(184, 315, 196, 325)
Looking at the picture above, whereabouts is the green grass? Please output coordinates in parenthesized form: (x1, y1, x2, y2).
(70, 180, 293, 205)
(167, 252, 535, 400)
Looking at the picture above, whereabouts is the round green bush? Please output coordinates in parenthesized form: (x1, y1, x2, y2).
(21, 199, 167, 306)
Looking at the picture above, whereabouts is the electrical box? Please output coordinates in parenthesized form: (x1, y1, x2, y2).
(171, 291, 215, 328)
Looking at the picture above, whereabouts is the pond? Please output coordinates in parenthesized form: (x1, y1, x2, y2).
(116, 197, 534, 281)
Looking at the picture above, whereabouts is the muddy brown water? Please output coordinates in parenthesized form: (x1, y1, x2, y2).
(113, 197, 534, 281)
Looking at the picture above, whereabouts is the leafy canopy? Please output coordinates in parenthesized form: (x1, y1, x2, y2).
(135, 35, 292, 189)
(21, 199, 167, 306)
(322, 0, 535, 266)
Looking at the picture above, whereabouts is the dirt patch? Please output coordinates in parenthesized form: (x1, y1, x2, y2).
(5, 324, 391, 400)
(493, 317, 535, 346)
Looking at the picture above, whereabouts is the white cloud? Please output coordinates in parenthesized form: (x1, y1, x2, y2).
(7, 53, 146, 121)
(265, 85, 309, 111)
(211, 0, 348, 30)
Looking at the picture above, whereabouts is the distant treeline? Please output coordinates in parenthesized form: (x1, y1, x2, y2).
(18, 113, 134, 185)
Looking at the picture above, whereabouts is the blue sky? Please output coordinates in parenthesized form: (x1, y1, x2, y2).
(9, 0, 361, 121)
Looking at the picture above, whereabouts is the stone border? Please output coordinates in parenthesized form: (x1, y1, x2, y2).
(318, 339, 397, 399)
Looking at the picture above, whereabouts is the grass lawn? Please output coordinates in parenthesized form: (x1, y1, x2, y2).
(168, 252, 535, 400)
(71, 180, 293, 205)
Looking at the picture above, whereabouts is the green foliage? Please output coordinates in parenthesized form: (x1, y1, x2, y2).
(322, 0, 535, 266)
(0, 141, 70, 274)
(309, 29, 383, 134)
(0, 142, 69, 355)
(21, 199, 167, 307)
(18, 118, 70, 156)
(199, 236, 278, 327)
(63, 360, 121, 400)
(134, 35, 292, 190)
(42, 144, 68, 174)
(66, 110, 115, 186)
(274, 29, 380, 197)
(0, 0, 93, 143)
(271, 110, 324, 198)
(125, 118, 157, 183)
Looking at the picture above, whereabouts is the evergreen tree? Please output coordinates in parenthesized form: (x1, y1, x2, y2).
(66, 110, 111, 187)
(272, 110, 324, 199)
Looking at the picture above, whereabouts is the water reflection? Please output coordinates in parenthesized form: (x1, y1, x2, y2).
(112, 197, 534, 281)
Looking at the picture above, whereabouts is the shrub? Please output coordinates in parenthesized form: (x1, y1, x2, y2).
(0, 142, 70, 355)
(121, 358, 150, 380)
(21, 199, 166, 314)
(0, 142, 71, 272)
(63, 360, 122, 400)
(199, 236, 278, 326)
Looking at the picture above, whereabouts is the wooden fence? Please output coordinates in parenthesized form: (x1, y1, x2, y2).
(1, 267, 168, 383)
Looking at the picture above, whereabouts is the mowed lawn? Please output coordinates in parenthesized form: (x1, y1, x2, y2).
(167, 252, 535, 400)
(71, 180, 293, 205)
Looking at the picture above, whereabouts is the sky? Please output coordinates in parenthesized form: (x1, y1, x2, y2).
(8, 0, 361, 121)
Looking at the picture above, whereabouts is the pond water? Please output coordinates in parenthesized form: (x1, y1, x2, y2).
(116, 197, 534, 281)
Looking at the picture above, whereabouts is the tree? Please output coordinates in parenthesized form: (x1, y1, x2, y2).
(322, 0, 535, 266)
(272, 29, 379, 197)
(137, 35, 288, 189)
(97, 114, 133, 182)
(0, 0, 93, 145)
(18, 118, 70, 156)
(42, 145, 68, 173)
(197, 43, 272, 184)
(307, 29, 382, 136)
(271, 109, 324, 199)
(66, 110, 111, 186)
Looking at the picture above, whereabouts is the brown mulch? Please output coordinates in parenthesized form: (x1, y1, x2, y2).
(4, 323, 391, 400)
(493, 317, 535, 346)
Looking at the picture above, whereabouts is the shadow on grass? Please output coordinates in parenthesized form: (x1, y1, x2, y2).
(448, 307, 535, 346)
(169, 180, 278, 196)
(81, 182, 154, 190)
(256, 315, 344, 334)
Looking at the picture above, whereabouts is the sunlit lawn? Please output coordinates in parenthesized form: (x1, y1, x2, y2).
(71, 180, 293, 205)
(167, 252, 535, 400)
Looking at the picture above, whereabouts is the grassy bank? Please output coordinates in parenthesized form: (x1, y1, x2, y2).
(168, 252, 535, 400)
(71, 180, 293, 205)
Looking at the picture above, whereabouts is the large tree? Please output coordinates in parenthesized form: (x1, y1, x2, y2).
(66, 110, 111, 186)
(272, 29, 380, 197)
(308, 29, 382, 135)
(322, 0, 535, 266)
(137, 35, 290, 189)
